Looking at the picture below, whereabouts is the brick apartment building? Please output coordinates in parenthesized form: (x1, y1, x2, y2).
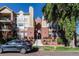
(17, 6, 49, 44)
(17, 6, 34, 40)
(0, 6, 17, 41)
(0, 6, 58, 45)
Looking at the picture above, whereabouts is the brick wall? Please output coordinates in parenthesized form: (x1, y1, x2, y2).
(41, 27, 49, 39)
(27, 27, 34, 38)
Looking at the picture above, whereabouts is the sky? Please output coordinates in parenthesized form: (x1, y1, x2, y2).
(0, 3, 46, 18)
(76, 20, 79, 34)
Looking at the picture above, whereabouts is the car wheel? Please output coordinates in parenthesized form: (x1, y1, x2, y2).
(0, 48, 2, 54)
(20, 48, 26, 54)
(27, 47, 31, 52)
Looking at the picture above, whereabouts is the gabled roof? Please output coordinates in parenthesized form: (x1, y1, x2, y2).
(0, 6, 16, 14)
(0, 6, 30, 15)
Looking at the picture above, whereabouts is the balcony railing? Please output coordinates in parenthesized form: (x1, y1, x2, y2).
(0, 18, 11, 22)
(0, 29, 11, 31)
(0, 25, 11, 31)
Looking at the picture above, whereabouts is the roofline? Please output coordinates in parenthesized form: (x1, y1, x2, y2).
(0, 6, 16, 14)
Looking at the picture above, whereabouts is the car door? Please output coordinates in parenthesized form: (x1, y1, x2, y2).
(3, 41, 18, 51)
(15, 41, 23, 50)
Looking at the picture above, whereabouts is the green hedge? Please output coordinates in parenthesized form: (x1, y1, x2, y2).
(0, 36, 17, 44)
(57, 38, 63, 44)
(0, 39, 6, 44)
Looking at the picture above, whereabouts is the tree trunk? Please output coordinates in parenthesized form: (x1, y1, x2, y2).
(70, 37, 75, 48)
(54, 38, 57, 50)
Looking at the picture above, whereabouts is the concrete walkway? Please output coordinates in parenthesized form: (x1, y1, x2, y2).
(33, 39, 43, 46)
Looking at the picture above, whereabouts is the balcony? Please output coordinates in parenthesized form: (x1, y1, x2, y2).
(0, 25, 11, 31)
(0, 29, 11, 31)
(0, 18, 11, 22)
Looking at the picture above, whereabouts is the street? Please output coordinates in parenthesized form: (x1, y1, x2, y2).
(0, 46, 79, 56)
(1, 51, 79, 56)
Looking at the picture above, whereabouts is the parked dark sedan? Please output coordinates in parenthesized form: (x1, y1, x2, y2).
(0, 39, 32, 54)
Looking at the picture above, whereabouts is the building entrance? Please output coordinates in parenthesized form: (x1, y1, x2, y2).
(34, 23, 41, 40)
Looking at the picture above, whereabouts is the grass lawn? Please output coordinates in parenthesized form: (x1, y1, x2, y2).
(35, 46, 79, 52)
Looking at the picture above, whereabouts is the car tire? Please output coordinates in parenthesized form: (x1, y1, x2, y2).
(20, 48, 26, 54)
(27, 47, 31, 52)
(0, 48, 3, 54)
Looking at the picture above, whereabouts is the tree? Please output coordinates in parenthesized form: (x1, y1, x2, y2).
(64, 17, 76, 47)
(42, 3, 79, 47)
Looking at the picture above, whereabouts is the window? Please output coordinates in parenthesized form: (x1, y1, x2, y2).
(25, 33, 27, 36)
(20, 32, 24, 38)
(18, 23, 23, 26)
(7, 41, 16, 45)
(15, 41, 21, 44)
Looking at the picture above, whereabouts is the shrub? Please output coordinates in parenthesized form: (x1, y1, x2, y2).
(57, 38, 63, 44)
(6, 36, 17, 42)
(0, 39, 6, 44)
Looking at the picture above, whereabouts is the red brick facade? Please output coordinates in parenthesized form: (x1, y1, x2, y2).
(41, 27, 49, 39)
(27, 27, 34, 39)
(35, 17, 49, 40)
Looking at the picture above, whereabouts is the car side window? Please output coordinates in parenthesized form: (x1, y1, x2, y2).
(15, 41, 21, 44)
(7, 41, 16, 45)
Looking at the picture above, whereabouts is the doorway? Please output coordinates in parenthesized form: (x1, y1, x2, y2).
(34, 23, 41, 40)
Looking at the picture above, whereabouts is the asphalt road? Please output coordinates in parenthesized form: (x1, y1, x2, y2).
(1, 51, 79, 56)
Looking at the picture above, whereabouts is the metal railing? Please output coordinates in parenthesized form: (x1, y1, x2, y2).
(0, 18, 11, 22)
(0, 25, 11, 31)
